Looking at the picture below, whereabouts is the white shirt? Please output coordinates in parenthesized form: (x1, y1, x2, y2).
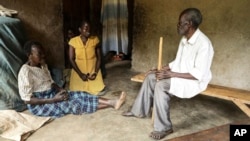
(169, 29, 214, 98)
(18, 64, 54, 101)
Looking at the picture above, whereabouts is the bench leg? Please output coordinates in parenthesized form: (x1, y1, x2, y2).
(232, 99, 250, 118)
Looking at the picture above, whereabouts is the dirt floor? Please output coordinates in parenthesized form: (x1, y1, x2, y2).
(0, 60, 249, 141)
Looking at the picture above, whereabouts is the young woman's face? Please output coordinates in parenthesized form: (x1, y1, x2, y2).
(79, 22, 91, 37)
(29, 45, 45, 65)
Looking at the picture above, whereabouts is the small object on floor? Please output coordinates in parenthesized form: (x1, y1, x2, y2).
(150, 129, 174, 140)
(113, 55, 122, 61)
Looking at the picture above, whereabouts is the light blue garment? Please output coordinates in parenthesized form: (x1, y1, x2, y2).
(28, 88, 99, 118)
(101, 0, 128, 55)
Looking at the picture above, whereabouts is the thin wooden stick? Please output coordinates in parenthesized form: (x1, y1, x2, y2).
(158, 37, 163, 70)
(152, 37, 163, 123)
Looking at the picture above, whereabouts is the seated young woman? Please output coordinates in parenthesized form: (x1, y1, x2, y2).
(18, 40, 126, 118)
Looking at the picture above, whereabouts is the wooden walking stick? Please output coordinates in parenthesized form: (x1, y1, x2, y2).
(158, 37, 163, 70)
(152, 37, 163, 123)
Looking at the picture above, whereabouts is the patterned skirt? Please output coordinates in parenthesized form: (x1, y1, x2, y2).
(27, 88, 99, 118)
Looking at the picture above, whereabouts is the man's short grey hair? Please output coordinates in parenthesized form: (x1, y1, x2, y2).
(180, 8, 202, 29)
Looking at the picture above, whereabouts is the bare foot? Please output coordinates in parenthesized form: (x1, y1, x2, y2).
(115, 91, 127, 110)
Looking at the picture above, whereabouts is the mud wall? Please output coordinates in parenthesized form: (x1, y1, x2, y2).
(0, 0, 64, 69)
(1, 0, 250, 90)
(132, 0, 250, 90)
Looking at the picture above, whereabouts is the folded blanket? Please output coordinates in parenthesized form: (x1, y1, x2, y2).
(0, 110, 52, 141)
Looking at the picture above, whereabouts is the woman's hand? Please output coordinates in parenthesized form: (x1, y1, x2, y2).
(88, 72, 97, 80)
(51, 83, 64, 92)
(79, 73, 89, 81)
(53, 91, 69, 102)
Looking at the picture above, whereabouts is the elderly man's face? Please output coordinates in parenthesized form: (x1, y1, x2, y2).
(177, 14, 190, 36)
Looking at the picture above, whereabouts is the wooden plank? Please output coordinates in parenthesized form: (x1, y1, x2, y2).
(130, 73, 146, 82)
(202, 85, 250, 104)
(232, 99, 250, 117)
(167, 119, 250, 141)
(168, 124, 230, 141)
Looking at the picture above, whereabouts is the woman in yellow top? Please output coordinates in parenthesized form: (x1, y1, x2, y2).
(69, 20, 105, 95)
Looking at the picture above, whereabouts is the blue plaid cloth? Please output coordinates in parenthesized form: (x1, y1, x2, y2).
(27, 88, 98, 118)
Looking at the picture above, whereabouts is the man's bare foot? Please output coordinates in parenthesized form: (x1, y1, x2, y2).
(115, 91, 127, 110)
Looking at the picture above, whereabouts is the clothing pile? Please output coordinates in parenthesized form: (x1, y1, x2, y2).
(0, 110, 52, 141)
(0, 5, 18, 17)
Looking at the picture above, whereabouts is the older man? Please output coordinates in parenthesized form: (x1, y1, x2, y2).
(123, 8, 214, 140)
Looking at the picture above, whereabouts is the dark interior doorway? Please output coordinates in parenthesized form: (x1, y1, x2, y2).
(62, 0, 134, 68)
(62, 0, 90, 35)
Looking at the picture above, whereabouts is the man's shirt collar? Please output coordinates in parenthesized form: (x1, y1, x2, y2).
(182, 28, 201, 45)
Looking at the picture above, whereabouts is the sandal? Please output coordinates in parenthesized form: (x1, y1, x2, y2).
(149, 129, 173, 140)
(122, 111, 135, 117)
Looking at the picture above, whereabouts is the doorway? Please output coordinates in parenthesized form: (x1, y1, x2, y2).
(62, 0, 134, 68)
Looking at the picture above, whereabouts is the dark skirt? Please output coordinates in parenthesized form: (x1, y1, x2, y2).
(27, 88, 99, 118)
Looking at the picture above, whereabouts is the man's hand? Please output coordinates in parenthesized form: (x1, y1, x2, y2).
(162, 65, 170, 71)
(145, 67, 157, 76)
(155, 69, 173, 80)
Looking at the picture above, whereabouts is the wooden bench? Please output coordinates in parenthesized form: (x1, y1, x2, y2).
(131, 73, 250, 118)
